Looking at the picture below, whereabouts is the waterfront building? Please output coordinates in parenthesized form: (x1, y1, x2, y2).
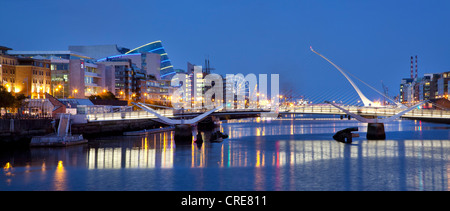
(71, 41, 173, 80)
(399, 78, 414, 104)
(399, 56, 450, 106)
(97, 58, 133, 100)
(400, 71, 450, 107)
(1, 47, 52, 99)
(174, 61, 226, 109)
(124, 41, 175, 80)
(15, 58, 52, 99)
(98, 56, 173, 105)
(8, 50, 115, 99)
(436, 72, 450, 98)
(71, 42, 175, 104)
(5, 40, 177, 104)
(0, 47, 19, 92)
(68, 44, 129, 61)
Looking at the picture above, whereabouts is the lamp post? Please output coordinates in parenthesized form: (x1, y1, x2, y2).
(58, 84, 62, 99)
(73, 89, 78, 98)
(62, 79, 65, 99)
(23, 78, 29, 98)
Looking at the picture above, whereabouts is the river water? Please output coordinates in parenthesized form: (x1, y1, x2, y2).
(1, 116, 450, 191)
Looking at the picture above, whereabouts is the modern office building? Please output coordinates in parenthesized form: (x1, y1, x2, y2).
(97, 56, 173, 105)
(74, 41, 176, 104)
(97, 52, 161, 79)
(68, 44, 129, 61)
(96, 58, 133, 100)
(400, 72, 450, 106)
(124, 40, 175, 80)
(71, 40, 173, 80)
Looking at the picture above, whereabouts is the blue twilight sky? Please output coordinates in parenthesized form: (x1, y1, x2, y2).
(1, 0, 449, 104)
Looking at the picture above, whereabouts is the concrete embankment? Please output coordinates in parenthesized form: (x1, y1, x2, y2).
(0, 118, 167, 147)
(0, 119, 54, 147)
(71, 119, 167, 138)
(402, 117, 450, 124)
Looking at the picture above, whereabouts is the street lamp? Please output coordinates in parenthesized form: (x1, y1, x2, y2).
(57, 84, 64, 99)
(119, 91, 124, 100)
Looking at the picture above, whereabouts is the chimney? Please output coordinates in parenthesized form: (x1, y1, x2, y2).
(415, 55, 418, 79)
(410, 56, 414, 79)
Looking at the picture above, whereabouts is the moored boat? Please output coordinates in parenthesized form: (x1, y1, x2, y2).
(30, 134, 87, 147)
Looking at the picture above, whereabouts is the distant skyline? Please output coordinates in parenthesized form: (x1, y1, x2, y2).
(2, 0, 449, 104)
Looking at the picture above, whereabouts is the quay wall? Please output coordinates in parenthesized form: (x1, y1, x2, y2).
(0, 119, 54, 146)
(402, 117, 450, 124)
(71, 119, 166, 138)
(0, 118, 166, 146)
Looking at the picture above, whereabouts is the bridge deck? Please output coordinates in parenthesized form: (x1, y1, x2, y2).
(81, 106, 450, 122)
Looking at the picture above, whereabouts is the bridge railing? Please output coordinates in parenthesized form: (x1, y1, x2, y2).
(281, 105, 450, 119)
(176, 108, 270, 114)
(85, 109, 174, 122)
(83, 105, 450, 122)
(402, 108, 450, 118)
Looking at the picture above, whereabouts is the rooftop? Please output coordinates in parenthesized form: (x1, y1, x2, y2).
(8, 50, 94, 60)
(0, 46, 13, 51)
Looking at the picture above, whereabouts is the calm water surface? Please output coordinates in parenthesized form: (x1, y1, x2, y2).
(1, 116, 450, 191)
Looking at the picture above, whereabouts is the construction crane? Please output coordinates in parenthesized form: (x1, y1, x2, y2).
(203, 57, 215, 74)
(381, 81, 389, 106)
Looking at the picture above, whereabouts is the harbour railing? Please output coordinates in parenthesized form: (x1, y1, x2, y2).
(85, 109, 174, 122)
(83, 105, 450, 122)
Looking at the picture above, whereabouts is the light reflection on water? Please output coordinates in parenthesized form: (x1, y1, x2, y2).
(1, 117, 449, 191)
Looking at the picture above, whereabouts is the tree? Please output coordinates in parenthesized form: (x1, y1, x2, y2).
(88, 91, 118, 100)
(14, 93, 28, 114)
(0, 85, 15, 114)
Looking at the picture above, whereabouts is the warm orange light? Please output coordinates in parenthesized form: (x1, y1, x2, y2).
(58, 85, 62, 89)
(103, 89, 107, 93)
(57, 161, 63, 169)
(3, 162, 11, 170)
(74, 89, 78, 93)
